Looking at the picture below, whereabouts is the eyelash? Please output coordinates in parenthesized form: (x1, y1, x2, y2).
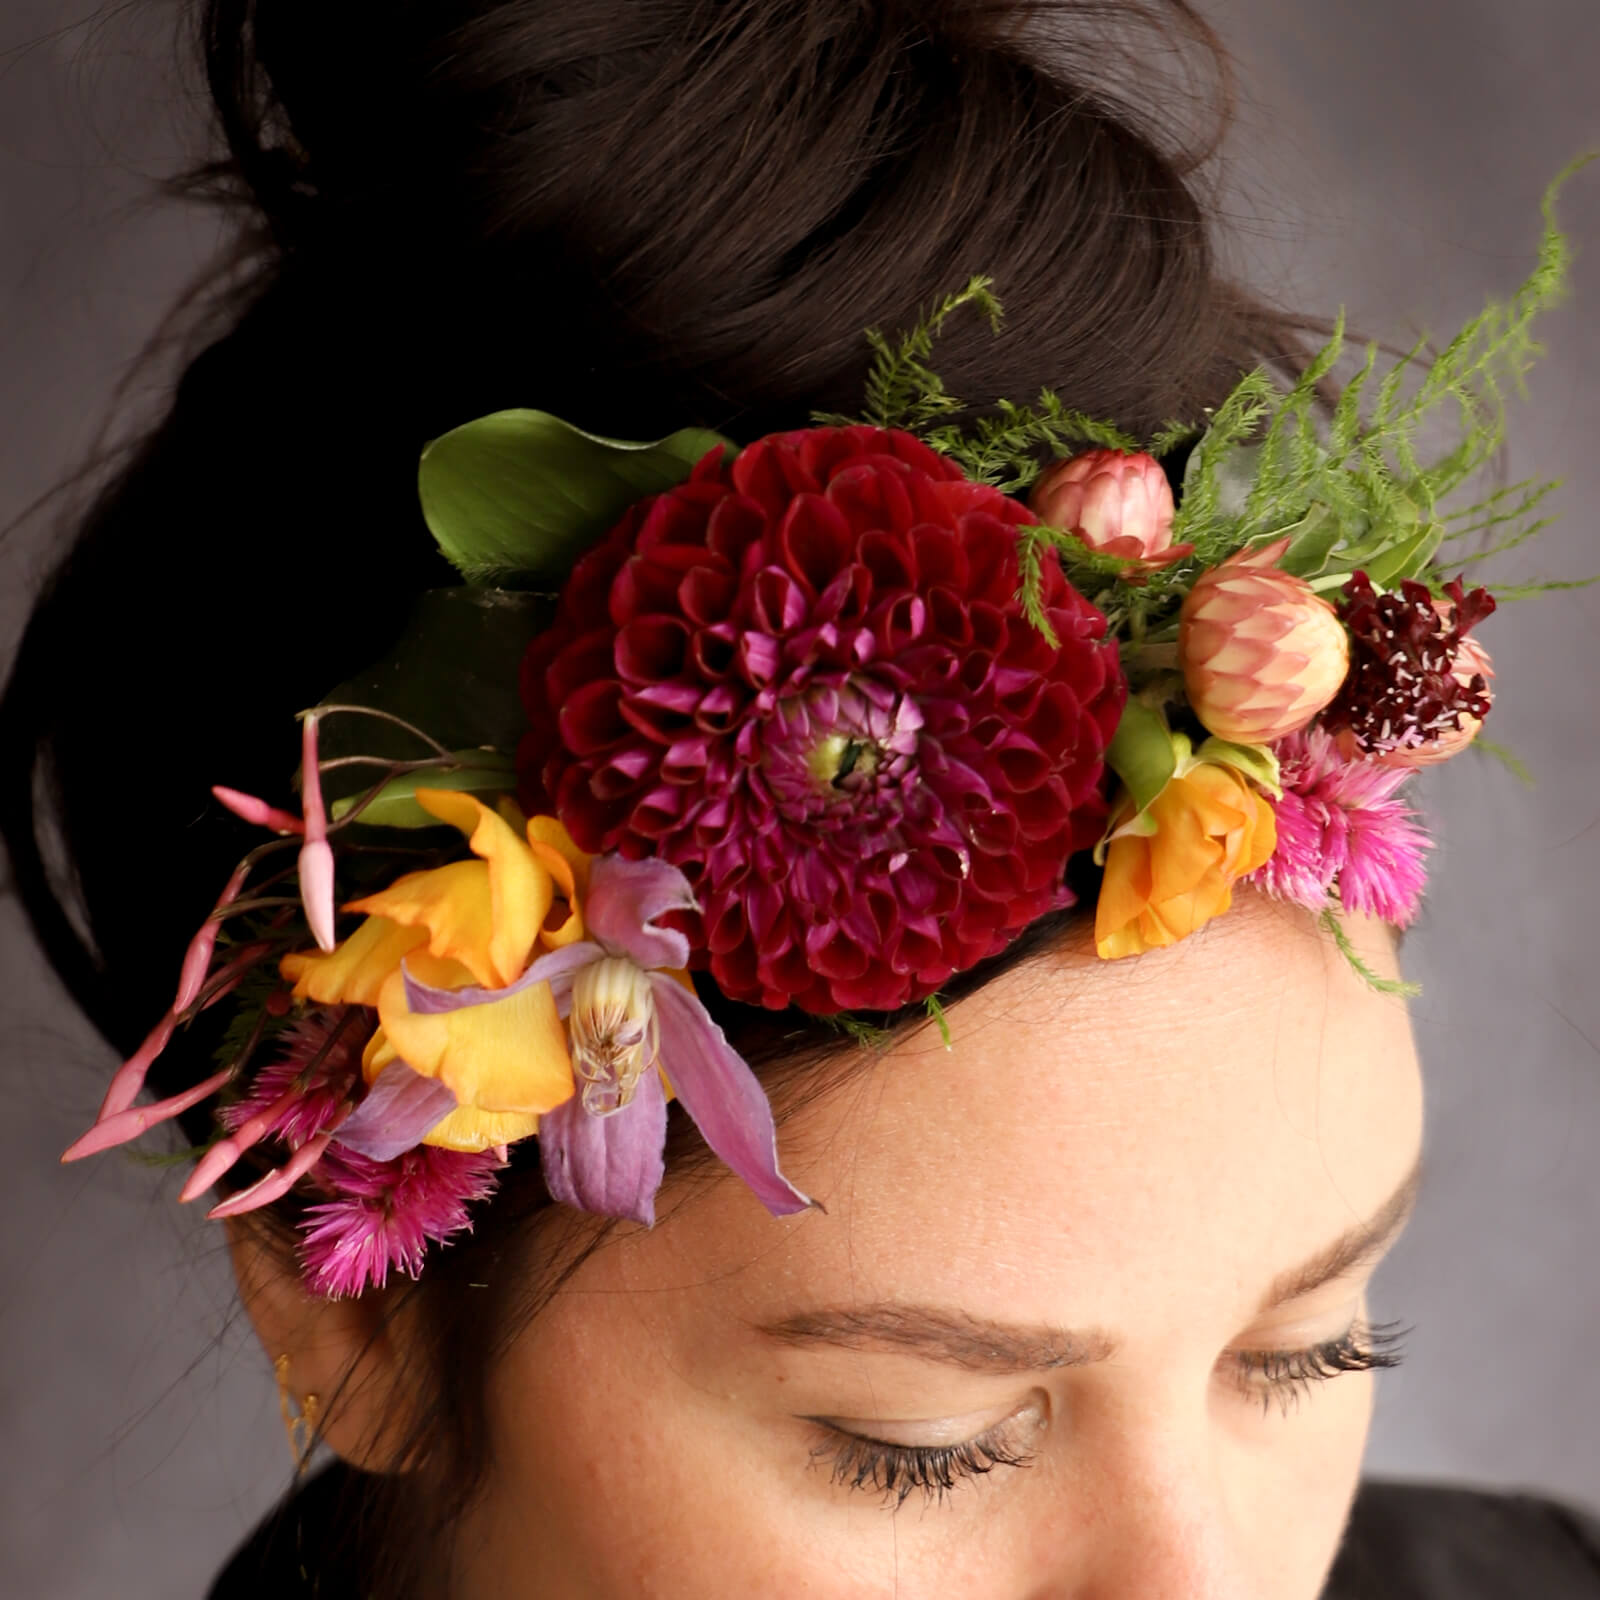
(812, 1316, 1412, 1507)
(1235, 1315, 1411, 1418)
(812, 1426, 1036, 1510)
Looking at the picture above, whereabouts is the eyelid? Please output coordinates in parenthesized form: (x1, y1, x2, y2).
(809, 1394, 1045, 1450)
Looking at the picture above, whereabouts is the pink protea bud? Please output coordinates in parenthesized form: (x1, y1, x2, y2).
(1179, 537, 1351, 744)
(1030, 449, 1185, 567)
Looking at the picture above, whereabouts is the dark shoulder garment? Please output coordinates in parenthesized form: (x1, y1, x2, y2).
(210, 1465, 1600, 1598)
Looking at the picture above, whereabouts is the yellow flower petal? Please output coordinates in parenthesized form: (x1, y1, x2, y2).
(280, 916, 428, 1006)
(375, 967, 575, 1116)
(423, 1105, 541, 1153)
(527, 815, 592, 905)
(1094, 763, 1275, 960)
(362, 1024, 399, 1085)
(415, 789, 554, 985)
(349, 861, 502, 989)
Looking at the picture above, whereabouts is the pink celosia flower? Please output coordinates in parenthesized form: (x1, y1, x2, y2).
(299, 1144, 503, 1299)
(218, 1010, 365, 1144)
(180, 1008, 367, 1205)
(1247, 726, 1432, 927)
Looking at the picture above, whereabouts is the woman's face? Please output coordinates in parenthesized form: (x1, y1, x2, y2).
(450, 895, 1424, 1599)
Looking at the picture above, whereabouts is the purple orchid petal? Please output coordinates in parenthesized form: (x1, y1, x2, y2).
(650, 974, 813, 1217)
(332, 1060, 460, 1161)
(586, 855, 698, 971)
(538, 1068, 667, 1226)
(401, 941, 603, 1017)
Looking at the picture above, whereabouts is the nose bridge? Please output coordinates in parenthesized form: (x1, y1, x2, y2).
(1022, 1397, 1261, 1600)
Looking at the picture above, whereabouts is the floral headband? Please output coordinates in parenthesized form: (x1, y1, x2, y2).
(63, 165, 1591, 1299)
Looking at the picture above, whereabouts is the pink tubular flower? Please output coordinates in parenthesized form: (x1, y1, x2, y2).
(299, 1144, 503, 1299)
(519, 425, 1126, 1014)
(297, 713, 338, 953)
(1028, 448, 1194, 574)
(1247, 726, 1432, 927)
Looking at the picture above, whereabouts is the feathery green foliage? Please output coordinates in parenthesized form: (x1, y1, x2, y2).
(1319, 911, 1423, 1000)
(834, 158, 1591, 639)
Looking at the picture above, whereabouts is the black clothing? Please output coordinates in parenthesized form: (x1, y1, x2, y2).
(209, 1462, 1600, 1598)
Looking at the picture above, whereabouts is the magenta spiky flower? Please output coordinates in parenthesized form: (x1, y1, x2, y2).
(518, 426, 1126, 1013)
(299, 1144, 504, 1299)
(1329, 573, 1496, 759)
(1248, 726, 1432, 926)
(219, 1008, 366, 1148)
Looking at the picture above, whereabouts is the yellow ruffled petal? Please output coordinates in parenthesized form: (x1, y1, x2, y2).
(1094, 764, 1276, 961)
(416, 789, 554, 986)
(423, 1105, 541, 1153)
(362, 1024, 399, 1086)
(348, 861, 502, 989)
(280, 916, 428, 1006)
(375, 967, 575, 1116)
(527, 815, 592, 914)
(360, 1020, 543, 1154)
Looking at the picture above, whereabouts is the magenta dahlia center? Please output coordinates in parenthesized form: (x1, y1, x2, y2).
(764, 678, 925, 832)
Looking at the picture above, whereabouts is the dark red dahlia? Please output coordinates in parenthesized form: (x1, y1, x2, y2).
(1328, 572, 1496, 757)
(518, 425, 1126, 1013)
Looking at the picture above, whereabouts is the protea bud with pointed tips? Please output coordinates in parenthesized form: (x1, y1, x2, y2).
(1030, 448, 1192, 572)
(1178, 538, 1350, 744)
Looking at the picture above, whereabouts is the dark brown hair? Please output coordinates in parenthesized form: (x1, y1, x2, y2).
(0, 0, 1329, 1589)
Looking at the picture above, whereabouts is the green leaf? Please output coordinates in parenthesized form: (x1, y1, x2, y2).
(1360, 521, 1444, 588)
(1105, 700, 1178, 815)
(419, 410, 735, 585)
(1273, 504, 1343, 579)
(316, 589, 552, 809)
(329, 750, 518, 828)
(1193, 738, 1283, 797)
(1472, 737, 1536, 786)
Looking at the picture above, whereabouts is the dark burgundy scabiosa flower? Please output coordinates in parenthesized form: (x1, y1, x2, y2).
(519, 426, 1126, 1014)
(1329, 572, 1497, 759)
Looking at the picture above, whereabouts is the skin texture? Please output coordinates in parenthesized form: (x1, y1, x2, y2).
(236, 892, 1424, 1598)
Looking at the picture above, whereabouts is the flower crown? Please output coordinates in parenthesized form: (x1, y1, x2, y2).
(63, 166, 1592, 1298)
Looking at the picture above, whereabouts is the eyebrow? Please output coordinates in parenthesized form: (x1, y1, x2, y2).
(755, 1149, 1425, 1375)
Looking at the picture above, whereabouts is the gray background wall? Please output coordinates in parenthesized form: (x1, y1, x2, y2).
(2, 2, 1597, 1595)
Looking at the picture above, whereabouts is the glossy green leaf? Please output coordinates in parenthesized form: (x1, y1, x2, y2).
(1105, 699, 1178, 816)
(1273, 504, 1344, 579)
(419, 409, 736, 585)
(330, 751, 518, 829)
(315, 588, 553, 814)
(1361, 521, 1445, 588)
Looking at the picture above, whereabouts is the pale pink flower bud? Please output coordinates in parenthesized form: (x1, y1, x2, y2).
(1179, 537, 1351, 744)
(1030, 449, 1182, 564)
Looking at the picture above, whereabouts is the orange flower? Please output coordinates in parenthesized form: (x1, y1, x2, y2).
(281, 790, 588, 1152)
(1095, 757, 1277, 959)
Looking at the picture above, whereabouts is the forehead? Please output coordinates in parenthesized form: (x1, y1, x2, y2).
(584, 894, 1422, 1344)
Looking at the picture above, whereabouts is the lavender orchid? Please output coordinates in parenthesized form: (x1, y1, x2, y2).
(403, 853, 814, 1226)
